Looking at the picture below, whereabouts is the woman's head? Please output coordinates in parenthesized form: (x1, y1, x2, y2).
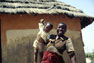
(57, 23, 67, 36)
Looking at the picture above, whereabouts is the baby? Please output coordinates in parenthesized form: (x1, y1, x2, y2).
(33, 19, 53, 63)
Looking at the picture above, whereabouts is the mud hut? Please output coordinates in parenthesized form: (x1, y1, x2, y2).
(0, 0, 94, 63)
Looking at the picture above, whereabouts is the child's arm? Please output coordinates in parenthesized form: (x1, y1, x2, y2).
(37, 34, 45, 44)
(46, 34, 56, 47)
(40, 19, 46, 25)
(38, 19, 46, 31)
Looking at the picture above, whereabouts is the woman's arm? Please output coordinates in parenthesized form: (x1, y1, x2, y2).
(68, 51, 76, 63)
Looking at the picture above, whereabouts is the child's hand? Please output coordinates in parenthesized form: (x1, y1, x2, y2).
(49, 39, 55, 43)
(40, 19, 46, 24)
(46, 39, 55, 48)
(40, 19, 44, 23)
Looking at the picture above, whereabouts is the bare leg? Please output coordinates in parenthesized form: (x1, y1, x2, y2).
(39, 52, 43, 63)
(34, 48, 38, 63)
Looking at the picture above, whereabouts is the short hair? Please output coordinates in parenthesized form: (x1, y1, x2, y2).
(57, 22, 67, 29)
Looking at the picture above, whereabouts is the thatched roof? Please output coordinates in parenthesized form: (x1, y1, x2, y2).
(0, 0, 94, 28)
(0, 0, 91, 17)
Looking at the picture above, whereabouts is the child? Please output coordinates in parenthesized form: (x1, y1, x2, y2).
(33, 19, 53, 63)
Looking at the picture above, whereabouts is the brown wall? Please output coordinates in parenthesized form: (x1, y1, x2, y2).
(0, 14, 81, 45)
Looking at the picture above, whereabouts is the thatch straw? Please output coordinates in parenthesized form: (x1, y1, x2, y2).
(0, 1, 94, 18)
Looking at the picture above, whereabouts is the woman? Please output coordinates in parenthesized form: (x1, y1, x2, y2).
(41, 23, 76, 63)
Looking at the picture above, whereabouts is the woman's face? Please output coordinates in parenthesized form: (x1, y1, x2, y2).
(57, 23, 67, 36)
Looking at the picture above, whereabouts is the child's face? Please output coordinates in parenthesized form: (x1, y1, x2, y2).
(44, 25, 52, 32)
(57, 24, 67, 36)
